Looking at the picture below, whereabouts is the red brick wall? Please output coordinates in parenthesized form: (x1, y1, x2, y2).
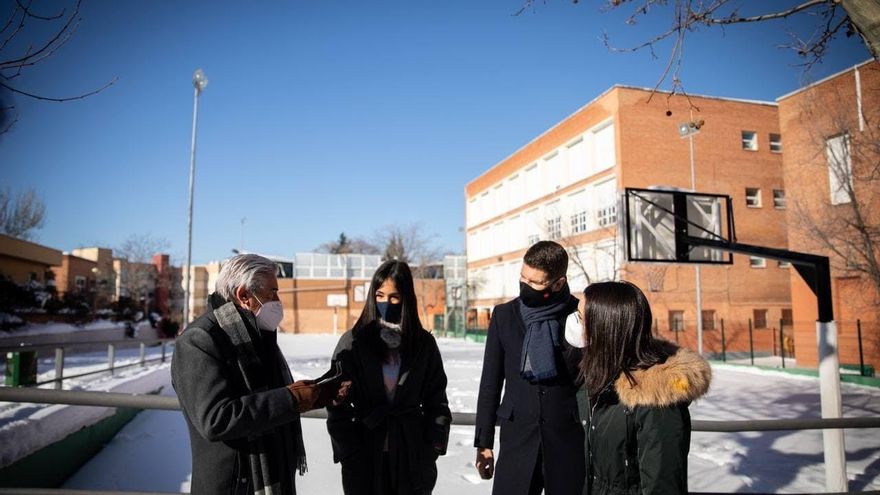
(277, 277, 445, 334)
(779, 61, 880, 368)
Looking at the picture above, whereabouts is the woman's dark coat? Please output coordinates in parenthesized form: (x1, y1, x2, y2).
(326, 323, 452, 495)
(474, 299, 585, 495)
(579, 343, 712, 495)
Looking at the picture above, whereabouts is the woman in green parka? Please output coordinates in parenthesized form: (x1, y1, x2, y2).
(577, 281, 711, 495)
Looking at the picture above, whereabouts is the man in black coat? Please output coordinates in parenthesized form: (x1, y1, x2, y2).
(474, 241, 585, 495)
(172, 254, 349, 495)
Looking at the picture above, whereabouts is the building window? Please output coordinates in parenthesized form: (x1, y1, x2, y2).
(778, 261, 791, 268)
(749, 257, 766, 268)
(701, 310, 716, 331)
(547, 216, 562, 240)
(669, 310, 685, 332)
(75, 276, 86, 289)
(745, 187, 761, 208)
(742, 131, 758, 151)
(769, 133, 782, 152)
(753, 309, 768, 329)
(781, 308, 793, 326)
(570, 210, 589, 234)
(597, 204, 617, 228)
(826, 134, 853, 205)
(773, 189, 786, 209)
(527, 234, 540, 245)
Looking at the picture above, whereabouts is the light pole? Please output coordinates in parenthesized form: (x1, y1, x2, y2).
(183, 68, 208, 325)
(678, 117, 704, 355)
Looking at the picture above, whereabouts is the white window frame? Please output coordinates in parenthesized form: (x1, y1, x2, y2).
(742, 131, 758, 151)
(597, 203, 618, 228)
(570, 210, 589, 234)
(524, 163, 539, 202)
(749, 256, 766, 268)
(826, 133, 853, 205)
(547, 216, 562, 240)
(75, 276, 86, 289)
(592, 120, 616, 174)
(745, 188, 762, 208)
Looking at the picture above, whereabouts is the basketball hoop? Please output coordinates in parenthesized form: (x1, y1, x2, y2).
(646, 265, 668, 292)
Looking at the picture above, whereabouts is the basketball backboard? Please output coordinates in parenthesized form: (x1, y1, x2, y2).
(624, 187, 733, 264)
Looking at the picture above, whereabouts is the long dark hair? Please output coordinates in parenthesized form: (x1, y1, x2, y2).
(354, 260, 424, 352)
(579, 281, 667, 397)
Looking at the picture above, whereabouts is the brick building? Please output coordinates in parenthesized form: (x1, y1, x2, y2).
(778, 60, 880, 369)
(71, 247, 115, 308)
(0, 234, 62, 286)
(187, 254, 446, 334)
(52, 254, 97, 298)
(465, 85, 793, 356)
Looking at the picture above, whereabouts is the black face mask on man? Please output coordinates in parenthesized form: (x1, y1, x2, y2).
(519, 279, 568, 308)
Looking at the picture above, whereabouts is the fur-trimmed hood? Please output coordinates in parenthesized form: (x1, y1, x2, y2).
(614, 342, 712, 409)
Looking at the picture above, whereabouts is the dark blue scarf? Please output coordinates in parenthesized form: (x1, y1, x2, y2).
(518, 289, 578, 383)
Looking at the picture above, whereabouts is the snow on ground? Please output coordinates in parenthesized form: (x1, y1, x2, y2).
(1, 319, 124, 337)
(57, 334, 880, 493)
(0, 344, 174, 467)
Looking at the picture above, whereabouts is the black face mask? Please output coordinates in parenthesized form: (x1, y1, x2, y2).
(376, 301, 402, 324)
(519, 280, 567, 308)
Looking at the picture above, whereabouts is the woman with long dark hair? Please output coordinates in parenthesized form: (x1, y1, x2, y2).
(578, 281, 711, 494)
(326, 260, 451, 495)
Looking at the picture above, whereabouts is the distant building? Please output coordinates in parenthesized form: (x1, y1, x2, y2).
(71, 247, 115, 308)
(465, 85, 792, 354)
(0, 234, 62, 286)
(186, 253, 447, 334)
(52, 254, 97, 300)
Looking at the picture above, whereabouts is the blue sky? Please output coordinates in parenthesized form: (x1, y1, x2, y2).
(2, 1, 870, 264)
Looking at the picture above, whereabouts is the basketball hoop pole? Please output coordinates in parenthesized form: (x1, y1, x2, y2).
(683, 236, 847, 492)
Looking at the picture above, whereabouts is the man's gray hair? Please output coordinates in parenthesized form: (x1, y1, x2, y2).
(215, 254, 278, 301)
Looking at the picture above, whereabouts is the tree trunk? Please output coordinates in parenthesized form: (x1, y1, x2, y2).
(842, 0, 880, 60)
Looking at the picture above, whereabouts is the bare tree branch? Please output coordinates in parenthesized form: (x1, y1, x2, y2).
(0, 77, 117, 103)
(0, 5, 23, 38)
(0, 0, 115, 133)
(701, 0, 828, 25)
(1, 0, 80, 68)
(0, 187, 46, 240)
(2, 17, 81, 73)
(14, 0, 66, 21)
(0, 9, 27, 51)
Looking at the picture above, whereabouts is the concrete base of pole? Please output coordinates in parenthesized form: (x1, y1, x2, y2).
(817, 320, 848, 492)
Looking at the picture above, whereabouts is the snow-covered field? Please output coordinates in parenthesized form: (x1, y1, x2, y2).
(55, 334, 880, 493)
(0, 343, 174, 467)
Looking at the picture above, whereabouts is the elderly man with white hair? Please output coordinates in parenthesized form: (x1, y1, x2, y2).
(172, 254, 350, 495)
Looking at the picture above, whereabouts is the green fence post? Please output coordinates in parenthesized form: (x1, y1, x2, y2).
(779, 318, 785, 369)
(720, 318, 726, 363)
(748, 318, 754, 366)
(857, 319, 865, 377)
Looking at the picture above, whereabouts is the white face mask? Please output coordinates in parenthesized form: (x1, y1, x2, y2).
(253, 294, 284, 331)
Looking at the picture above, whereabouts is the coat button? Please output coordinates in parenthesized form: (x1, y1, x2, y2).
(240, 478, 247, 484)
(591, 425, 596, 430)
(539, 390, 546, 396)
(581, 419, 587, 426)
